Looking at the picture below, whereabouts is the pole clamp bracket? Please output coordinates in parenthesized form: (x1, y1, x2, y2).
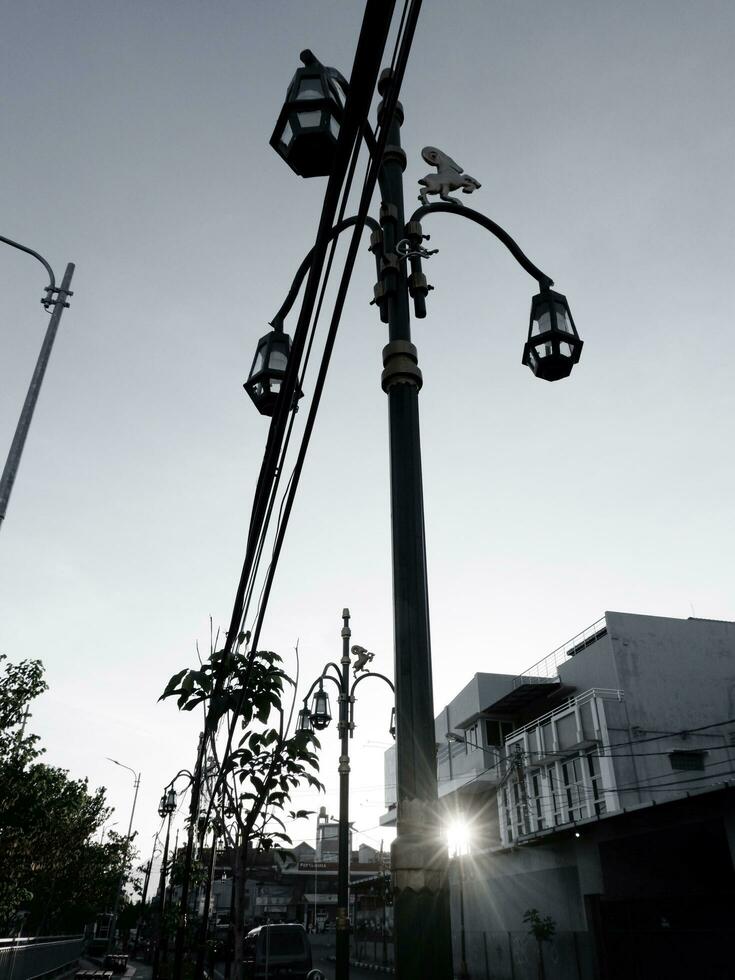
(381, 340, 423, 392)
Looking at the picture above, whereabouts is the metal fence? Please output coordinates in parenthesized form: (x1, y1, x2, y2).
(0, 935, 84, 980)
(453, 928, 596, 980)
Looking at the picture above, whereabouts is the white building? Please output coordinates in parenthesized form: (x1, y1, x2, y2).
(382, 611, 735, 980)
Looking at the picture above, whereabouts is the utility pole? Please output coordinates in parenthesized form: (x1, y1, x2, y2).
(0, 254, 74, 530)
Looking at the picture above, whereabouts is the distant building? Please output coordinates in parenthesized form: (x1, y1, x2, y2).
(382, 611, 735, 979)
(195, 809, 384, 934)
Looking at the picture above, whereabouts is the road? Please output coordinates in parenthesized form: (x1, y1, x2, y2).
(310, 934, 393, 980)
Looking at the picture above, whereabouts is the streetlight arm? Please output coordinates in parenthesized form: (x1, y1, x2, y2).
(350, 671, 395, 697)
(349, 671, 395, 735)
(0, 234, 56, 296)
(407, 202, 554, 289)
(168, 768, 195, 789)
(107, 757, 140, 782)
(270, 214, 381, 328)
(302, 668, 342, 705)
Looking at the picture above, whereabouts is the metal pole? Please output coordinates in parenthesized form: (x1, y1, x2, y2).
(109, 769, 140, 953)
(173, 733, 206, 978)
(336, 608, 351, 980)
(458, 856, 469, 979)
(152, 812, 173, 980)
(376, 70, 453, 980)
(0, 262, 74, 530)
(194, 827, 218, 980)
(133, 833, 159, 959)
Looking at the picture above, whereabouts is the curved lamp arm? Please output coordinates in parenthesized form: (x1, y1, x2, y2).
(271, 214, 381, 328)
(302, 666, 342, 706)
(349, 671, 395, 734)
(0, 234, 56, 301)
(408, 202, 554, 289)
(106, 757, 140, 783)
(168, 768, 195, 789)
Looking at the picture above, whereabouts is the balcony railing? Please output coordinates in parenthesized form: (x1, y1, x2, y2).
(512, 616, 608, 688)
(505, 687, 624, 744)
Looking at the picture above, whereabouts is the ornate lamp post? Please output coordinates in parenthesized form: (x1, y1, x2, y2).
(251, 50, 583, 980)
(0, 235, 74, 532)
(152, 786, 178, 979)
(296, 609, 394, 980)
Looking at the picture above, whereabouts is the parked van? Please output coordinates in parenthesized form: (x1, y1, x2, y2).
(242, 923, 313, 980)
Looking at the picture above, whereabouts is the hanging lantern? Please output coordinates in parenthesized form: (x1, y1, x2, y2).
(243, 326, 299, 417)
(522, 288, 582, 381)
(157, 794, 168, 818)
(270, 50, 348, 178)
(389, 706, 396, 740)
(296, 703, 314, 734)
(310, 686, 332, 730)
(165, 787, 177, 813)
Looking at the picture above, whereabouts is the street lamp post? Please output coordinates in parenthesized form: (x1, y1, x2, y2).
(132, 831, 161, 960)
(257, 46, 583, 980)
(152, 787, 178, 980)
(106, 759, 141, 953)
(0, 234, 74, 531)
(296, 608, 394, 980)
(194, 812, 220, 980)
(172, 735, 205, 978)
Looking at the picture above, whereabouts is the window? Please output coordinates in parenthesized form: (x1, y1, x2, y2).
(485, 719, 514, 747)
(530, 771, 545, 830)
(669, 750, 706, 771)
(465, 721, 481, 753)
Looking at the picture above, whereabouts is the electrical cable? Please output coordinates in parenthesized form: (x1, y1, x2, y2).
(198, 4, 407, 840)
(222, 2, 399, 662)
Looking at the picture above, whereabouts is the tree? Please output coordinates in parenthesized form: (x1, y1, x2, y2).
(0, 654, 138, 935)
(0, 653, 47, 763)
(161, 642, 323, 970)
(523, 908, 556, 980)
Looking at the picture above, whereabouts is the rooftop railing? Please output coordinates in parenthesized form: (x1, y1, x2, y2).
(512, 616, 608, 688)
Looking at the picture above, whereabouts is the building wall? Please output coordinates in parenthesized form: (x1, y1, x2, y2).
(559, 612, 735, 808)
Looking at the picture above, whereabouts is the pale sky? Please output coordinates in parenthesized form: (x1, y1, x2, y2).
(2, 1, 734, 884)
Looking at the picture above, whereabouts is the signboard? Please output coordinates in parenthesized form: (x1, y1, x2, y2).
(298, 861, 338, 872)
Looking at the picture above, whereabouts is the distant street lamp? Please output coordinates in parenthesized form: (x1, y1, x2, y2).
(152, 786, 178, 980)
(252, 42, 583, 980)
(0, 234, 74, 532)
(106, 758, 141, 953)
(296, 608, 394, 980)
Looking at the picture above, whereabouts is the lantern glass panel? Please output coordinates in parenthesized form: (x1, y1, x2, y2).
(253, 345, 267, 375)
(297, 110, 322, 129)
(531, 302, 551, 335)
(555, 302, 574, 333)
(281, 121, 293, 149)
(297, 77, 325, 100)
(559, 341, 574, 357)
(329, 116, 339, 139)
(268, 347, 288, 372)
(296, 706, 313, 733)
(311, 689, 332, 729)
